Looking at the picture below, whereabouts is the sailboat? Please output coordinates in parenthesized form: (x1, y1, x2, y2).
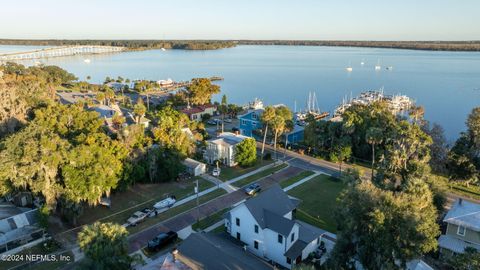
(374, 59, 381, 70)
(295, 91, 329, 125)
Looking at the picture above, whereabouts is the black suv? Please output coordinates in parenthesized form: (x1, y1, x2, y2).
(147, 231, 178, 251)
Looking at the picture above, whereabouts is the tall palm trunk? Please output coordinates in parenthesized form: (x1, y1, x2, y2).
(371, 144, 375, 181)
(274, 130, 278, 161)
(261, 124, 268, 157)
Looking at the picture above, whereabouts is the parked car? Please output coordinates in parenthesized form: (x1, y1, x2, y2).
(223, 118, 232, 123)
(212, 168, 221, 177)
(207, 119, 217, 125)
(147, 231, 178, 251)
(244, 183, 261, 196)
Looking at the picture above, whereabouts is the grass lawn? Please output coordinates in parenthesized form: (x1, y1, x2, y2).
(287, 174, 346, 233)
(128, 188, 227, 234)
(218, 159, 274, 181)
(77, 177, 214, 227)
(280, 171, 315, 188)
(232, 163, 288, 188)
(192, 208, 230, 231)
(432, 174, 480, 201)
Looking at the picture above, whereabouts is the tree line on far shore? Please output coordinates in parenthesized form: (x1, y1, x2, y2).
(2, 39, 480, 51)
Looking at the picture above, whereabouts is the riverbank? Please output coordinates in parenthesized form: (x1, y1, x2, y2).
(2, 39, 480, 51)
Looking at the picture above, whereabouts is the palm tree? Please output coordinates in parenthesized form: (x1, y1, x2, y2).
(366, 127, 384, 180)
(260, 106, 276, 158)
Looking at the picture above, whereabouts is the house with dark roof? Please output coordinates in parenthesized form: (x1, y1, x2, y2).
(173, 232, 274, 270)
(224, 185, 325, 269)
(438, 198, 480, 255)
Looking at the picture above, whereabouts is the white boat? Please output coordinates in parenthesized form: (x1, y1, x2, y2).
(360, 59, 365, 65)
(84, 59, 91, 63)
(153, 196, 176, 209)
(374, 59, 381, 70)
(346, 61, 353, 72)
(161, 48, 166, 51)
(386, 66, 393, 70)
(295, 91, 329, 125)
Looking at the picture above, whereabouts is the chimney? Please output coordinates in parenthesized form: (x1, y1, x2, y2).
(459, 198, 463, 205)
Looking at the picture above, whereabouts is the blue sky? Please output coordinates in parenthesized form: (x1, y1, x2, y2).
(1, 0, 479, 40)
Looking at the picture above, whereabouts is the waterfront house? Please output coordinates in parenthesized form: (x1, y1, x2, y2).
(238, 109, 264, 137)
(182, 158, 207, 176)
(438, 198, 480, 255)
(285, 125, 305, 144)
(224, 185, 326, 269)
(181, 104, 216, 122)
(106, 82, 128, 92)
(203, 132, 249, 167)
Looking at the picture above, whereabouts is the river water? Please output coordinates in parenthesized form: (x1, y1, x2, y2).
(1, 45, 479, 140)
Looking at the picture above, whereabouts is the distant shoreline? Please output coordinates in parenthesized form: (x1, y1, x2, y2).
(1, 39, 480, 52)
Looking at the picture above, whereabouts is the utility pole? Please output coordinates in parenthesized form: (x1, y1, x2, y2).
(195, 179, 200, 222)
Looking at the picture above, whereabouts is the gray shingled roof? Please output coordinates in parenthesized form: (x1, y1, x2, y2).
(244, 184, 299, 229)
(297, 220, 326, 243)
(438, 234, 480, 253)
(177, 233, 273, 270)
(264, 210, 296, 236)
(284, 240, 308, 259)
(443, 199, 480, 232)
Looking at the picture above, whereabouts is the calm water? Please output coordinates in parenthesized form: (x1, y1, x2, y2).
(2, 45, 480, 140)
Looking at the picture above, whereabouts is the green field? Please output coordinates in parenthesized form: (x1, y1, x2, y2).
(192, 208, 230, 231)
(232, 163, 288, 188)
(280, 170, 315, 188)
(218, 159, 274, 181)
(287, 174, 345, 232)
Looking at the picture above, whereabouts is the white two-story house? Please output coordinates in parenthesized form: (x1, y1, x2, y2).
(204, 132, 249, 167)
(224, 184, 325, 269)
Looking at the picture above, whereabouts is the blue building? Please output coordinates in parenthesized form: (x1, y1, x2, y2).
(238, 109, 264, 137)
(285, 125, 305, 144)
(239, 108, 305, 145)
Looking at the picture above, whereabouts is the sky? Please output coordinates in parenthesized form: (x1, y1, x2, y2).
(1, 0, 479, 40)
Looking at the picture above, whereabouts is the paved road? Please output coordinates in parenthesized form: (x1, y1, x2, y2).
(127, 165, 303, 253)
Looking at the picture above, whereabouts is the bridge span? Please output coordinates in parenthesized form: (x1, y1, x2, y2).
(0, 45, 125, 61)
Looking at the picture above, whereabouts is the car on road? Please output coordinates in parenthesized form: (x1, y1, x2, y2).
(244, 183, 261, 196)
(223, 118, 232, 123)
(207, 119, 217, 125)
(212, 168, 221, 177)
(147, 231, 178, 251)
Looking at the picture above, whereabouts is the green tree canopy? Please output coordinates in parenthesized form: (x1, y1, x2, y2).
(78, 222, 132, 270)
(235, 138, 257, 167)
(186, 78, 220, 105)
(331, 179, 439, 270)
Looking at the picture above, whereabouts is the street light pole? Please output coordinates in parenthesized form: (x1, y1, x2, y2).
(196, 179, 200, 222)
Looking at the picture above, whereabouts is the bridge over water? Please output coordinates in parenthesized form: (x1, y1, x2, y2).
(0, 45, 125, 61)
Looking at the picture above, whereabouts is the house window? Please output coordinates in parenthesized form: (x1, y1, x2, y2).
(252, 113, 257, 120)
(241, 119, 247, 125)
(286, 257, 292, 264)
(291, 233, 295, 242)
(236, 218, 240, 226)
(278, 234, 283, 244)
(236, 232, 241, 240)
(254, 241, 259, 249)
(457, 225, 466, 236)
(254, 225, 259, 233)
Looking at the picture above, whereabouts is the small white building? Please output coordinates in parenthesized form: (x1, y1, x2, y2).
(182, 158, 207, 176)
(224, 185, 326, 269)
(203, 132, 249, 167)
